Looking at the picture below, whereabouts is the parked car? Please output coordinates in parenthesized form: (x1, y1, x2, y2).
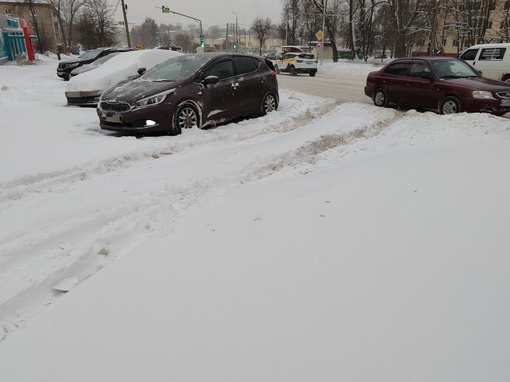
(65, 49, 181, 106)
(69, 52, 123, 78)
(364, 57, 510, 115)
(57, 47, 133, 81)
(459, 43, 510, 82)
(274, 52, 317, 76)
(97, 53, 279, 135)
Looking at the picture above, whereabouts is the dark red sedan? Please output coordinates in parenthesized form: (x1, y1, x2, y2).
(364, 57, 510, 115)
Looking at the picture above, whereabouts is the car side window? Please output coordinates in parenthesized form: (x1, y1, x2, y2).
(203, 59, 235, 80)
(460, 49, 479, 61)
(384, 62, 411, 76)
(233, 56, 259, 75)
(408, 62, 431, 78)
(479, 47, 506, 61)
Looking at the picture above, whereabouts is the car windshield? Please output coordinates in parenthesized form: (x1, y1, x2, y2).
(140, 55, 211, 82)
(79, 48, 106, 60)
(433, 59, 479, 79)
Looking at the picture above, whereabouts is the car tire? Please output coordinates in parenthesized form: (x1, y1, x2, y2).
(63, 73, 70, 81)
(261, 92, 278, 115)
(502, 74, 510, 82)
(172, 103, 200, 135)
(309, 71, 316, 77)
(290, 66, 297, 76)
(373, 89, 388, 107)
(440, 96, 460, 114)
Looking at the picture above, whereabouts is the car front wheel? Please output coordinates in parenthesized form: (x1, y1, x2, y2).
(172, 103, 200, 135)
(309, 71, 316, 77)
(440, 96, 460, 114)
(261, 92, 278, 115)
(373, 89, 388, 107)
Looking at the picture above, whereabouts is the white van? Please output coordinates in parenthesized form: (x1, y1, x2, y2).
(459, 43, 510, 82)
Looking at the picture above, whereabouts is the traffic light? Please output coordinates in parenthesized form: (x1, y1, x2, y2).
(201, 41, 205, 47)
(162, 5, 170, 13)
(233, 41, 237, 49)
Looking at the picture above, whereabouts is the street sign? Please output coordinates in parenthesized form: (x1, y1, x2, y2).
(162, 5, 170, 13)
(316, 30, 324, 40)
(200, 34, 204, 41)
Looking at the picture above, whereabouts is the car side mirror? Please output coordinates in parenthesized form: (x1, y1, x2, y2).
(203, 75, 219, 85)
(137, 67, 146, 75)
(421, 72, 433, 80)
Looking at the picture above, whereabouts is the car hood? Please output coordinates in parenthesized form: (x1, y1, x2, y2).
(446, 76, 510, 92)
(59, 58, 88, 67)
(101, 79, 189, 103)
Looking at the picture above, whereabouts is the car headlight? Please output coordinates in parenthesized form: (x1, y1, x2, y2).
(472, 91, 495, 100)
(67, 62, 80, 69)
(135, 89, 176, 108)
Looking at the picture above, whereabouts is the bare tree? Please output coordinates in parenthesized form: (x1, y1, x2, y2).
(75, 0, 118, 49)
(49, 0, 88, 53)
(252, 17, 273, 55)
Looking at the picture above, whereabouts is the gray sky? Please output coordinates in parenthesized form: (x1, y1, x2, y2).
(117, 0, 283, 32)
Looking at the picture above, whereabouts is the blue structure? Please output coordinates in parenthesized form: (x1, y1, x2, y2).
(0, 15, 36, 64)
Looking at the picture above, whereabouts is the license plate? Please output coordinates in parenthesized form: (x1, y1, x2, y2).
(103, 113, 122, 123)
(501, 99, 510, 107)
(306, 62, 313, 64)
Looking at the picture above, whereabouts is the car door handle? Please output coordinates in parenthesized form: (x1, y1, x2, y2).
(231, 82, 240, 90)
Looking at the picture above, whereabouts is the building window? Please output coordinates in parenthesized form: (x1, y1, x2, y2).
(5, 8, 13, 14)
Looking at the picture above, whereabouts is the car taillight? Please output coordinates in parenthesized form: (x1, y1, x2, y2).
(271, 70, 276, 77)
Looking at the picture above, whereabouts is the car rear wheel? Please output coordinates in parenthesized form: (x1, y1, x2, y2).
(440, 96, 460, 114)
(290, 66, 297, 76)
(172, 103, 199, 135)
(502, 74, 510, 82)
(373, 89, 388, 107)
(261, 92, 278, 115)
(309, 71, 316, 77)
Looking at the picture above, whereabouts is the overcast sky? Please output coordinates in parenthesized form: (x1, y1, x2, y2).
(116, 0, 283, 32)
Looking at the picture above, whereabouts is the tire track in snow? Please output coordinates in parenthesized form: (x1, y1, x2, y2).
(0, 98, 400, 341)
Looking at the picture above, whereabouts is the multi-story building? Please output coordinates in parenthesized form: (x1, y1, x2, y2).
(0, 0, 60, 53)
(416, 0, 510, 56)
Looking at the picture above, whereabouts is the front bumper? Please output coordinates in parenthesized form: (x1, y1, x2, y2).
(97, 103, 173, 134)
(66, 90, 102, 106)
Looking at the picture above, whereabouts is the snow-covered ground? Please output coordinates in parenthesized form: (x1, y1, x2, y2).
(1, 53, 510, 381)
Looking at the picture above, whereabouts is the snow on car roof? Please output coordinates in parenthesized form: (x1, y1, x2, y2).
(66, 49, 182, 92)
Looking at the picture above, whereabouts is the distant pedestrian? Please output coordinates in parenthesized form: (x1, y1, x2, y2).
(57, 45, 62, 60)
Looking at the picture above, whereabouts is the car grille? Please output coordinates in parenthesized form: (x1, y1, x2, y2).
(99, 101, 131, 112)
(496, 91, 510, 99)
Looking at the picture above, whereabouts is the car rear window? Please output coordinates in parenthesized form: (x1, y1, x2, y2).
(298, 53, 315, 59)
(479, 47, 506, 60)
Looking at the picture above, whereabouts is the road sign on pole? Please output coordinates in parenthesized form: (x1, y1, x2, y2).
(162, 6, 170, 13)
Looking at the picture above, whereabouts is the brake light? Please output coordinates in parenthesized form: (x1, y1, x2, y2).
(271, 70, 276, 77)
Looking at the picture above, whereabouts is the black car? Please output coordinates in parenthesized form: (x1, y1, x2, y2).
(57, 47, 133, 80)
(97, 53, 279, 135)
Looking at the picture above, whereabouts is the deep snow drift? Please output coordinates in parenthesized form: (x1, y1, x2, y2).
(1, 53, 509, 381)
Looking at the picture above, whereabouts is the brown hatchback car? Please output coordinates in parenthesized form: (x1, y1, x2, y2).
(364, 57, 510, 115)
(97, 53, 279, 135)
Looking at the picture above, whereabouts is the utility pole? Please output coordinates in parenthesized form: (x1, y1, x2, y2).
(121, 0, 131, 47)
